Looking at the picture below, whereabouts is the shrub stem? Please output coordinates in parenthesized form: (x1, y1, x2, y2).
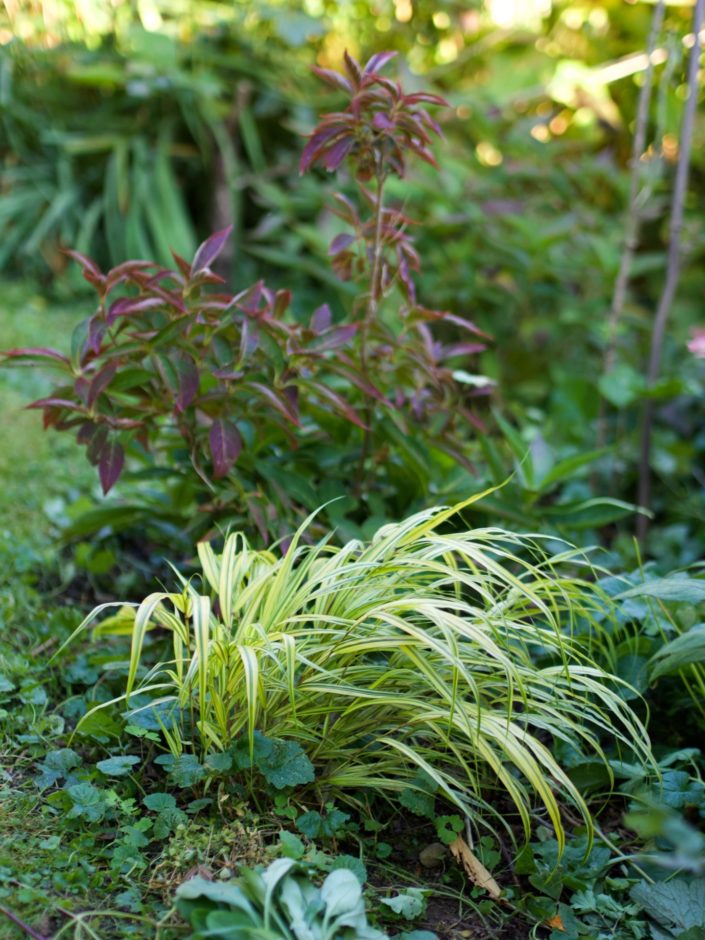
(637, 0, 704, 542)
(356, 165, 386, 495)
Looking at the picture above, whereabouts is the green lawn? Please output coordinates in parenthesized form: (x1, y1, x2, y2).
(0, 282, 91, 543)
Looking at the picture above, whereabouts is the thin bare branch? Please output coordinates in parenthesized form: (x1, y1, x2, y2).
(637, 0, 704, 541)
(604, 0, 666, 376)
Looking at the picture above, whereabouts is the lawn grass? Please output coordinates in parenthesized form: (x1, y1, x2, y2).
(0, 281, 92, 544)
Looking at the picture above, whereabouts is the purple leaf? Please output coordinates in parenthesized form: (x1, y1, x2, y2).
(441, 312, 492, 339)
(172, 353, 200, 413)
(212, 367, 244, 380)
(309, 323, 358, 353)
(107, 295, 164, 325)
(74, 377, 90, 404)
(27, 396, 82, 411)
(190, 226, 233, 275)
(87, 425, 109, 465)
(328, 233, 355, 256)
(87, 315, 107, 355)
(107, 417, 144, 430)
(299, 126, 346, 174)
(105, 260, 155, 292)
(3, 347, 70, 366)
(87, 360, 118, 407)
(404, 91, 449, 106)
(311, 304, 333, 333)
(209, 419, 243, 479)
(246, 382, 300, 426)
(171, 250, 192, 277)
(363, 51, 398, 75)
(323, 137, 354, 171)
(312, 67, 353, 94)
(64, 249, 106, 289)
(283, 385, 299, 415)
(234, 280, 265, 315)
(405, 139, 439, 168)
(76, 422, 96, 445)
(372, 112, 395, 131)
(308, 382, 367, 429)
(443, 342, 487, 358)
(398, 255, 416, 305)
(343, 50, 363, 83)
(99, 439, 124, 494)
(331, 365, 387, 402)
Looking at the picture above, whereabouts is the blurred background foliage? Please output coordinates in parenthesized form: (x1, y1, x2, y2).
(1, 0, 705, 564)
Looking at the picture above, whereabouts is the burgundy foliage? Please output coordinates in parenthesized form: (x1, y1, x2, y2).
(2, 52, 491, 541)
(3, 227, 366, 495)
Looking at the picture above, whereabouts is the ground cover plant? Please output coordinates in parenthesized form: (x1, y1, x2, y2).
(2, 3, 705, 939)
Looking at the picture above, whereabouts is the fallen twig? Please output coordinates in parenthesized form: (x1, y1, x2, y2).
(0, 905, 49, 940)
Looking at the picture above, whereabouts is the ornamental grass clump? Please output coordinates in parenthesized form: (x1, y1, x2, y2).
(68, 493, 653, 849)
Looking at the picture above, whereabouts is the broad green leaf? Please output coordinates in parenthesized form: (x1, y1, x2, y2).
(257, 737, 315, 790)
(143, 792, 177, 812)
(35, 748, 81, 789)
(320, 868, 363, 917)
(96, 754, 140, 776)
(620, 577, 705, 605)
(539, 448, 609, 490)
(599, 364, 645, 408)
(66, 782, 108, 822)
(399, 787, 435, 818)
(380, 888, 428, 920)
(650, 625, 705, 679)
(154, 753, 205, 788)
(330, 855, 367, 885)
(278, 830, 306, 859)
(630, 879, 705, 932)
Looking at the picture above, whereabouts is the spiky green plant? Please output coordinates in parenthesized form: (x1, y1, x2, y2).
(65, 493, 653, 850)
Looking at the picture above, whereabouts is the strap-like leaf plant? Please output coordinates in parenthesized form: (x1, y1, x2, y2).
(63, 492, 654, 852)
